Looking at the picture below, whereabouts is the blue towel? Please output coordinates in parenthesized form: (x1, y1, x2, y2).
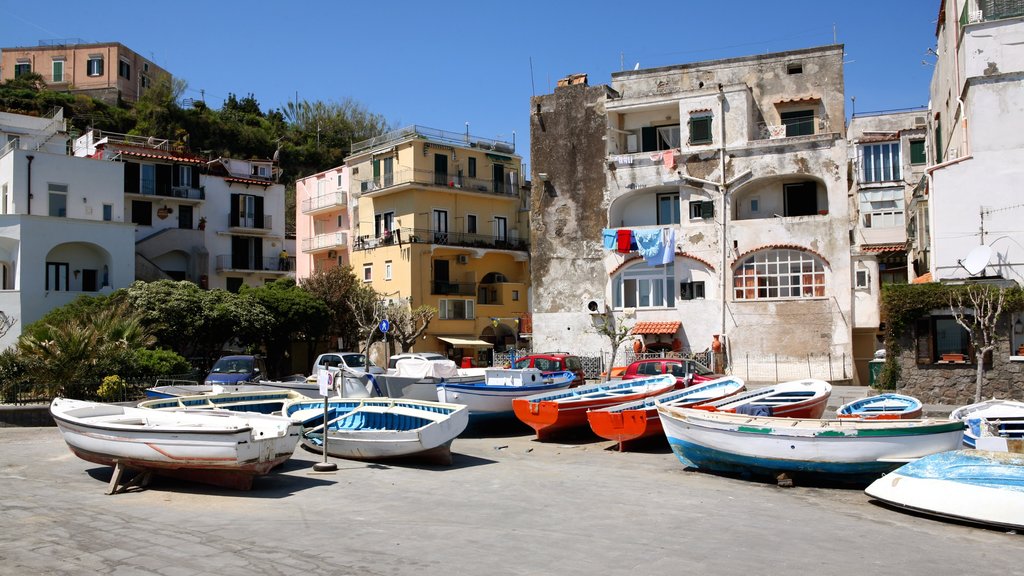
(634, 228, 663, 259)
(647, 228, 675, 266)
(601, 229, 617, 250)
(736, 404, 773, 416)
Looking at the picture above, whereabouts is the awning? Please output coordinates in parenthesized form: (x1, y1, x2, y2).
(437, 336, 494, 347)
(631, 321, 681, 335)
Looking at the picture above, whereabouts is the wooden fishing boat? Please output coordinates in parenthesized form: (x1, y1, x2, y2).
(836, 393, 923, 420)
(865, 450, 1024, 530)
(587, 376, 746, 450)
(512, 374, 676, 441)
(694, 379, 832, 419)
(657, 404, 965, 485)
(436, 369, 576, 417)
(950, 399, 1024, 449)
(283, 397, 469, 465)
(137, 390, 307, 415)
(50, 398, 302, 492)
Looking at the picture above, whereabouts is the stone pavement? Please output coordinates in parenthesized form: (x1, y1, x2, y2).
(0, 397, 1017, 576)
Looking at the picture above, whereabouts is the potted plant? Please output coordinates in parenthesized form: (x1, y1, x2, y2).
(198, 217, 207, 231)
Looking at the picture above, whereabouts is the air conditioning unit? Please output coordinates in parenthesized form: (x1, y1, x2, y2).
(327, 250, 337, 259)
(585, 299, 606, 314)
(456, 255, 469, 264)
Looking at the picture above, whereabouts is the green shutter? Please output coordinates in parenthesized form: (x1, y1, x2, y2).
(701, 200, 715, 219)
(910, 140, 926, 165)
(372, 160, 380, 179)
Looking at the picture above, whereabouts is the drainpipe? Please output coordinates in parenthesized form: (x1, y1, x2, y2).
(25, 154, 34, 215)
(717, 85, 728, 338)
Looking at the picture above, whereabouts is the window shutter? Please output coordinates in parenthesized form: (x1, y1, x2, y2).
(641, 127, 657, 152)
(155, 164, 171, 196)
(230, 194, 240, 227)
(254, 238, 263, 268)
(124, 162, 140, 194)
(701, 200, 715, 219)
(172, 164, 181, 187)
(191, 166, 201, 189)
(372, 160, 380, 180)
(915, 317, 933, 364)
(254, 196, 265, 228)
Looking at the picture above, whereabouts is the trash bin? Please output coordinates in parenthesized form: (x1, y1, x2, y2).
(868, 359, 885, 387)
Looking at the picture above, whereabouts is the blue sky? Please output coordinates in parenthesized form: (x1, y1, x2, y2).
(2, 1, 941, 171)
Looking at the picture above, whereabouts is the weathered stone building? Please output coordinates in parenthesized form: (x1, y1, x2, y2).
(530, 46, 853, 376)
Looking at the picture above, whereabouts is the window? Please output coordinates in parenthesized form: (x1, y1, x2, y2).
(14, 62, 31, 77)
(689, 115, 712, 144)
(439, 298, 475, 320)
(787, 63, 803, 75)
(337, 215, 344, 227)
(612, 263, 675, 309)
(2, 183, 8, 214)
(337, 174, 344, 188)
(680, 281, 705, 300)
(87, 56, 103, 76)
(689, 200, 714, 220)
(118, 59, 131, 80)
(51, 59, 65, 83)
(781, 110, 815, 137)
(317, 178, 326, 196)
(46, 262, 69, 291)
(855, 270, 870, 289)
(141, 164, 156, 195)
(657, 193, 680, 225)
(385, 260, 392, 281)
(468, 157, 477, 178)
(177, 165, 193, 189)
(916, 316, 973, 364)
(226, 277, 243, 293)
(383, 157, 394, 187)
(862, 142, 901, 182)
(374, 211, 394, 238)
(144, 62, 149, 73)
(784, 182, 818, 216)
(141, 76, 150, 89)
(859, 188, 904, 229)
(363, 264, 372, 282)
(750, 197, 760, 214)
(103, 204, 113, 221)
(512, 290, 520, 301)
(467, 214, 477, 234)
(48, 183, 68, 217)
(494, 216, 507, 243)
(934, 116, 943, 163)
(641, 125, 680, 152)
(733, 249, 825, 300)
(131, 200, 152, 226)
(910, 140, 926, 165)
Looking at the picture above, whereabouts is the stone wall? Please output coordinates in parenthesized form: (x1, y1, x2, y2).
(894, 336, 1024, 404)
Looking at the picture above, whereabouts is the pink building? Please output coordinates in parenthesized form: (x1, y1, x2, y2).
(294, 166, 351, 280)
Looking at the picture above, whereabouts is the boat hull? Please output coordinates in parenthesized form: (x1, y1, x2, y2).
(950, 399, 1024, 449)
(698, 379, 831, 419)
(865, 450, 1024, 529)
(659, 405, 965, 484)
(836, 393, 923, 420)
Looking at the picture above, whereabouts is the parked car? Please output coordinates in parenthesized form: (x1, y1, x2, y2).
(621, 358, 721, 387)
(312, 352, 385, 376)
(512, 353, 586, 386)
(204, 354, 268, 385)
(387, 352, 447, 371)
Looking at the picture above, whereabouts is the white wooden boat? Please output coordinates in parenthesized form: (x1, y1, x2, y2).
(836, 393, 923, 420)
(283, 397, 469, 465)
(137, 390, 307, 415)
(50, 398, 302, 491)
(949, 399, 1024, 449)
(657, 404, 965, 484)
(436, 368, 576, 417)
(696, 379, 832, 419)
(865, 450, 1024, 530)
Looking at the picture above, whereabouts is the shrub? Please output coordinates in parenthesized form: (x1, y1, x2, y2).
(97, 375, 127, 402)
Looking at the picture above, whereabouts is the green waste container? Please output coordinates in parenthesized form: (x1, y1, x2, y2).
(868, 359, 885, 387)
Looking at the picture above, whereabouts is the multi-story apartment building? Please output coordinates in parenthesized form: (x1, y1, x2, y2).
(0, 109, 135, 349)
(847, 109, 928, 383)
(0, 40, 171, 104)
(531, 46, 852, 378)
(73, 130, 290, 291)
(334, 125, 530, 365)
(295, 165, 351, 278)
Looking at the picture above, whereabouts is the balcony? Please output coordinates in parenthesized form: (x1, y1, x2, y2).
(301, 191, 349, 215)
(351, 227, 528, 252)
(301, 232, 348, 254)
(228, 215, 273, 234)
(171, 186, 206, 201)
(215, 254, 294, 272)
(431, 281, 477, 296)
(352, 168, 517, 198)
(962, 0, 1024, 25)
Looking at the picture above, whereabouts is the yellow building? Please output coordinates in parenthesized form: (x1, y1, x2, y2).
(346, 126, 529, 365)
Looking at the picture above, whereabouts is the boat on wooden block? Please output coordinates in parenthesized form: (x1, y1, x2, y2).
(587, 376, 746, 450)
(836, 393, 923, 420)
(50, 398, 302, 491)
(283, 397, 469, 465)
(695, 379, 832, 419)
(949, 399, 1024, 450)
(137, 390, 307, 415)
(657, 404, 965, 485)
(436, 369, 576, 418)
(512, 374, 676, 441)
(865, 450, 1024, 530)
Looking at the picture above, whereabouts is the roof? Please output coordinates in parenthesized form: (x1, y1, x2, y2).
(112, 145, 205, 165)
(856, 134, 899, 144)
(913, 272, 933, 284)
(437, 336, 493, 347)
(862, 243, 907, 253)
(223, 176, 274, 187)
(631, 321, 681, 335)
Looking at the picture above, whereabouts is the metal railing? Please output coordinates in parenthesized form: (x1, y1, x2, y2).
(215, 254, 295, 272)
(228, 214, 273, 231)
(301, 191, 348, 213)
(729, 352, 851, 383)
(351, 124, 514, 155)
(171, 186, 206, 200)
(431, 281, 476, 296)
(301, 232, 348, 253)
(963, 0, 1024, 24)
(353, 168, 517, 197)
(351, 227, 527, 252)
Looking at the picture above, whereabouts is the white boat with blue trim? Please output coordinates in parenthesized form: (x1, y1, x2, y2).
(836, 393, 923, 420)
(657, 404, 965, 484)
(137, 389, 307, 414)
(949, 398, 1024, 450)
(436, 368, 576, 417)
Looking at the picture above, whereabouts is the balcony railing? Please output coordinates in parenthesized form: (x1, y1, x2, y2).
(757, 118, 831, 140)
(301, 191, 349, 214)
(351, 227, 527, 252)
(431, 281, 477, 296)
(171, 186, 206, 200)
(351, 124, 514, 155)
(215, 255, 294, 272)
(228, 214, 273, 231)
(301, 232, 348, 253)
(963, 0, 1024, 24)
(352, 168, 517, 198)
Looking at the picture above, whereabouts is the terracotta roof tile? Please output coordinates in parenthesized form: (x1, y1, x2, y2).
(631, 321, 681, 335)
(912, 272, 933, 284)
(862, 243, 906, 253)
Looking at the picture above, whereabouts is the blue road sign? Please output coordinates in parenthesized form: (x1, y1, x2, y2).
(379, 319, 390, 333)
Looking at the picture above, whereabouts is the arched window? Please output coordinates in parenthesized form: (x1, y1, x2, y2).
(733, 249, 825, 300)
(612, 263, 674, 309)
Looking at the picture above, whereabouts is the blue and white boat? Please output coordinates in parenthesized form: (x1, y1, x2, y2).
(866, 450, 1024, 530)
(283, 397, 469, 465)
(836, 393, 923, 420)
(657, 404, 965, 485)
(950, 399, 1024, 450)
(137, 390, 307, 415)
(436, 368, 576, 417)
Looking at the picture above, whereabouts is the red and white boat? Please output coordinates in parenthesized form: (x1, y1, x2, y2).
(693, 379, 832, 419)
(587, 376, 745, 451)
(512, 374, 676, 441)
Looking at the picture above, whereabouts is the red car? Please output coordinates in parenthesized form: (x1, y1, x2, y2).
(512, 353, 586, 387)
(621, 358, 721, 387)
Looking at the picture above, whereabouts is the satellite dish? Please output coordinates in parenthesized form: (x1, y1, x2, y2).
(961, 245, 992, 275)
